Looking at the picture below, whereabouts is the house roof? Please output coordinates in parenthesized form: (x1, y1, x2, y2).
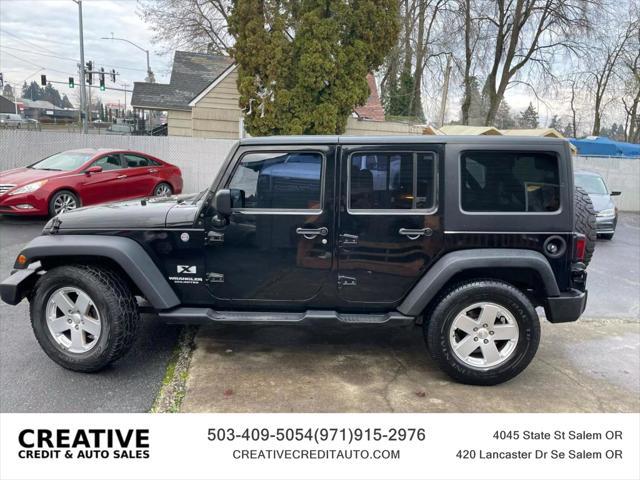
(502, 128, 564, 138)
(353, 74, 385, 121)
(131, 51, 233, 111)
(437, 125, 503, 136)
(20, 98, 61, 110)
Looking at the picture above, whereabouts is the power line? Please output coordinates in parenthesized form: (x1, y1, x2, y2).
(0, 30, 149, 73)
(0, 49, 76, 76)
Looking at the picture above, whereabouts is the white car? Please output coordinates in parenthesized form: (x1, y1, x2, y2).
(0, 113, 29, 128)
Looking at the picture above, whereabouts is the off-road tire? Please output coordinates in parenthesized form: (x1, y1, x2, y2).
(425, 279, 540, 386)
(574, 186, 596, 266)
(30, 265, 139, 372)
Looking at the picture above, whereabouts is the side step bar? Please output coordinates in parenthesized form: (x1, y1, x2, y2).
(157, 308, 414, 325)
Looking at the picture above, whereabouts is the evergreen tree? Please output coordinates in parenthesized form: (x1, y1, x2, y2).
(61, 94, 73, 109)
(229, 0, 399, 135)
(22, 81, 43, 101)
(518, 102, 539, 129)
(462, 76, 487, 126)
(2, 83, 14, 99)
(548, 114, 561, 130)
(494, 101, 516, 129)
(384, 68, 416, 118)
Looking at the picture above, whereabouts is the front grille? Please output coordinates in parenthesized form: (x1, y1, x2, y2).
(0, 184, 16, 195)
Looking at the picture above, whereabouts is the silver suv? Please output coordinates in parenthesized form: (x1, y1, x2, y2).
(0, 113, 29, 128)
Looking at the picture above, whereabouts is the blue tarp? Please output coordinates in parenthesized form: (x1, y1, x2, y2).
(570, 137, 640, 157)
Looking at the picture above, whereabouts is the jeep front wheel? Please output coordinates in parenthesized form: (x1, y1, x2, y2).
(30, 265, 140, 372)
(425, 280, 540, 385)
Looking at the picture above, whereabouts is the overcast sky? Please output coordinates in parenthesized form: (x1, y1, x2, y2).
(0, 0, 172, 108)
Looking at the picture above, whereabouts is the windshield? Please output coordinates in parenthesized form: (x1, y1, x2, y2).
(29, 152, 93, 171)
(575, 173, 608, 195)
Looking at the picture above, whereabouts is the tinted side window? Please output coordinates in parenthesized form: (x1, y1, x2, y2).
(461, 151, 560, 212)
(228, 152, 323, 210)
(349, 152, 436, 210)
(124, 154, 158, 167)
(92, 154, 122, 171)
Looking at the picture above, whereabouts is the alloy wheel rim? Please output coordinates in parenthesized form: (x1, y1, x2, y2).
(53, 194, 77, 214)
(449, 302, 519, 370)
(155, 184, 171, 196)
(45, 287, 101, 354)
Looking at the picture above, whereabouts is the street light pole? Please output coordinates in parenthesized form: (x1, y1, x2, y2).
(101, 34, 154, 83)
(74, 0, 88, 133)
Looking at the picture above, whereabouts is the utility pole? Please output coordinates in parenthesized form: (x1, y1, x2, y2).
(74, 0, 88, 133)
(438, 53, 452, 128)
(101, 34, 154, 83)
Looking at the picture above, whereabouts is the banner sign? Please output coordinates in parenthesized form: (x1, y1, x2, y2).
(1, 413, 638, 479)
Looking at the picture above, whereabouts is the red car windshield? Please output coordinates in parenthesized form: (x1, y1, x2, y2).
(29, 152, 94, 171)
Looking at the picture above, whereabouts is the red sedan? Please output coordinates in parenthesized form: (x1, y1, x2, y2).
(0, 149, 183, 217)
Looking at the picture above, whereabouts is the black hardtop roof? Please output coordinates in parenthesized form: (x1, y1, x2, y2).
(239, 135, 569, 147)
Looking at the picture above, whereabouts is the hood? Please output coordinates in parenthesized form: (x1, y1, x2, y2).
(51, 193, 201, 231)
(0, 167, 68, 186)
(587, 193, 615, 213)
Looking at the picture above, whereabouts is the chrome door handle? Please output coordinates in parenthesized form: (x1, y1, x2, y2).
(148, 169, 158, 173)
(296, 227, 328, 239)
(117, 174, 127, 179)
(399, 227, 432, 240)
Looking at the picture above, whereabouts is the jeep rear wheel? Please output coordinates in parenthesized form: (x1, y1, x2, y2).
(30, 265, 140, 372)
(425, 280, 540, 386)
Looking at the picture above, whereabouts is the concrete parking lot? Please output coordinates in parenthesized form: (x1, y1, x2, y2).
(0, 214, 638, 412)
(0, 217, 180, 413)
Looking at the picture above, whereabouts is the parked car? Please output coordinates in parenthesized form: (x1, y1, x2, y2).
(0, 136, 592, 386)
(0, 148, 182, 217)
(0, 113, 29, 128)
(575, 170, 620, 239)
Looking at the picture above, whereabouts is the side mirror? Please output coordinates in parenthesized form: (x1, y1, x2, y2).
(610, 191, 621, 196)
(85, 165, 102, 175)
(214, 189, 232, 216)
(214, 188, 245, 216)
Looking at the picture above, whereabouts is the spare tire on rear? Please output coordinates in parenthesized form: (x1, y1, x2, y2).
(574, 186, 597, 266)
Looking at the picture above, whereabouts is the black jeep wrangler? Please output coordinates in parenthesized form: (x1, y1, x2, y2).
(1, 136, 595, 385)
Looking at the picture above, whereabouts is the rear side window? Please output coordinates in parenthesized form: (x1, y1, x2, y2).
(228, 152, 323, 210)
(349, 152, 436, 211)
(123, 154, 160, 167)
(461, 151, 560, 212)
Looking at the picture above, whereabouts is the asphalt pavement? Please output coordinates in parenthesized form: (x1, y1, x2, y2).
(0, 213, 638, 412)
(0, 216, 181, 413)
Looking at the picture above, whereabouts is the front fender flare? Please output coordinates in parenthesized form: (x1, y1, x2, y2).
(15, 235, 180, 310)
(398, 248, 560, 316)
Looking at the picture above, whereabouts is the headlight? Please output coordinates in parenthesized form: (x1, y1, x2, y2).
(8, 180, 48, 196)
(597, 208, 615, 217)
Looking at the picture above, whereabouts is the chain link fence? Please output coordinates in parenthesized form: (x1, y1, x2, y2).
(0, 130, 236, 193)
(1, 129, 638, 210)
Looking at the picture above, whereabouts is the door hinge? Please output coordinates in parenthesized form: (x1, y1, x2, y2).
(206, 272, 225, 283)
(205, 230, 224, 245)
(339, 233, 358, 246)
(338, 275, 357, 287)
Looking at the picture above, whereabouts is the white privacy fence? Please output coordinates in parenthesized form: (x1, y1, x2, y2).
(1, 130, 638, 210)
(573, 156, 639, 212)
(0, 130, 236, 193)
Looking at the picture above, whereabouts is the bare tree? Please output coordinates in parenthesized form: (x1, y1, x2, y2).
(584, 17, 636, 136)
(621, 8, 640, 142)
(478, 0, 594, 125)
(139, 0, 233, 54)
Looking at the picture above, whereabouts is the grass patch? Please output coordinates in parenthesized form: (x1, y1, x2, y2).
(150, 326, 197, 413)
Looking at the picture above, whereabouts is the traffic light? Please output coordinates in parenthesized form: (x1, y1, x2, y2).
(86, 61, 93, 84)
(40, 74, 47, 86)
(110, 69, 116, 82)
(68, 76, 75, 88)
(99, 68, 105, 91)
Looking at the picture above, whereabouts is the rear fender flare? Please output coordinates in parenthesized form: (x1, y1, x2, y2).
(398, 248, 560, 316)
